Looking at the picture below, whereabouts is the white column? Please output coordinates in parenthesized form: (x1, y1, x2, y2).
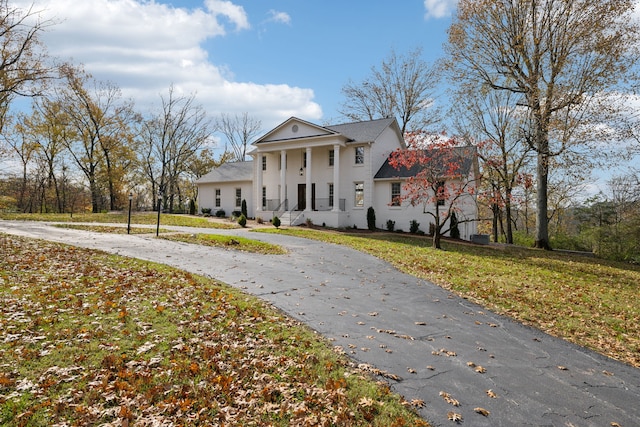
(256, 153, 263, 212)
(305, 147, 312, 212)
(332, 144, 341, 212)
(280, 150, 287, 209)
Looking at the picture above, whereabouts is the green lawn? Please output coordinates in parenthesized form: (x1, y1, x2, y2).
(258, 228, 640, 368)
(0, 212, 239, 229)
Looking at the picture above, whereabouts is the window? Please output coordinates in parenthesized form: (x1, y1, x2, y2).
(235, 188, 242, 207)
(215, 189, 221, 208)
(262, 186, 266, 209)
(355, 146, 364, 164)
(436, 181, 446, 206)
(391, 182, 401, 206)
(262, 156, 267, 171)
(329, 149, 334, 166)
(354, 182, 364, 207)
(328, 183, 334, 207)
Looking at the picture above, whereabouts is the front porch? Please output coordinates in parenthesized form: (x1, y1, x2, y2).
(258, 198, 347, 227)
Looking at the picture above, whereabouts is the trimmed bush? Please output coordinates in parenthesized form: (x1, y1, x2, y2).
(201, 208, 212, 215)
(215, 209, 226, 218)
(237, 214, 247, 227)
(410, 220, 420, 234)
(272, 216, 281, 229)
(450, 211, 460, 239)
(241, 199, 248, 218)
(386, 219, 395, 232)
(367, 206, 376, 231)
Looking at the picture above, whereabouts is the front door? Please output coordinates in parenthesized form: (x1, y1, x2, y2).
(297, 183, 316, 211)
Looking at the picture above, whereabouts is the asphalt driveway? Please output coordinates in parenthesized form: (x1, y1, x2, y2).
(1, 220, 639, 426)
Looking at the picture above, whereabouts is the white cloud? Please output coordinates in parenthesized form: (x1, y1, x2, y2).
(12, 0, 321, 131)
(423, 0, 456, 19)
(266, 10, 291, 25)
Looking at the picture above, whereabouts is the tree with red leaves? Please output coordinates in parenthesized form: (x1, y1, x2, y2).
(388, 132, 479, 249)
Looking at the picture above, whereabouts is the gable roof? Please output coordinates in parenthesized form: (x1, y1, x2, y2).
(374, 146, 477, 180)
(253, 116, 404, 147)
(254, 117, 338, 144)
(325, 117, 398, 144)
(196, 161, 253, 184)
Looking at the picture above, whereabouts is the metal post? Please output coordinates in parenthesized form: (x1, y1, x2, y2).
(127, 192, 133, 234)
(156, 191, 162, 237)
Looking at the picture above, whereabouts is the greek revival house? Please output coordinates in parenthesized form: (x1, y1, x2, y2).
(197, 117, 479, 239)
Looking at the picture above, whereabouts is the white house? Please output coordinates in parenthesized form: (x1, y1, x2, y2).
(197, 116, 479, 240)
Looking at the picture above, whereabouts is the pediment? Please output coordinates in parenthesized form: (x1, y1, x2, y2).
(255, 117, 337, 144)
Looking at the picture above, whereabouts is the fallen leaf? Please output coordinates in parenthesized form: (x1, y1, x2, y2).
(447, 411, 463, 422)
(410, 398, 426, 408)
(474, 407, 490, 416)
(475, 365, 487, 373)
(557, 365, 568, 371)
(439, 391, 460, 406)
(486, 389, 498, 398)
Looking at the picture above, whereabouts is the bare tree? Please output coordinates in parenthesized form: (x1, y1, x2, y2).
(142, 85, 214, 212)
(453, 85, 533, 243)
(55, 64, 137, 212)
(0, 0, 55, 133)
(215, 112, 262, 162)
(339, 47, 441, 134)
(446, 0, 640, 249)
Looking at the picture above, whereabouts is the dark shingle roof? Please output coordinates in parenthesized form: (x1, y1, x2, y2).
(196, 161, 253, 184)
(374, 146, 477, 179)
(325, 117, 396, 143)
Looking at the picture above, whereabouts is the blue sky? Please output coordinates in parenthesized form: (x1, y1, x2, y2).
(8, 0, 636, 190)
(13, 0, 457, 130)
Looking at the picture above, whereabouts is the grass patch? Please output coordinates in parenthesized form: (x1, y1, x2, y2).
(162, 233, 287, 255)
(52, 224, 160, 234)
(0, 234, 428, 426)
(257, 228, 640, 367)
(0, 212, 239, 229)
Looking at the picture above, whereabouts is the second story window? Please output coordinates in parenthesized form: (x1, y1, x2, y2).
(355, 146, 364, 164)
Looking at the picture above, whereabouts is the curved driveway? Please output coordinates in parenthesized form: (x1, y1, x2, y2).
(1, 220, 639, 427)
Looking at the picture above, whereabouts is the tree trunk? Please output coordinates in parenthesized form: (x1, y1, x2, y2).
(492, 203, 499, 243)
(534, 150, 552, 250)
(505, 187, 514, 244)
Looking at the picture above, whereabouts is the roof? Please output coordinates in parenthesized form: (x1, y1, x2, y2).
(196, 161, 253, 184)
(325, 117, 398, 143)
(253, 116, 403, 147)
(374, 146, 477, 180)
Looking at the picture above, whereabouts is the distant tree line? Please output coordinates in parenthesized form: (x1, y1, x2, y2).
(0, 1, 259, 215)
(1, 0, 639, 262)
